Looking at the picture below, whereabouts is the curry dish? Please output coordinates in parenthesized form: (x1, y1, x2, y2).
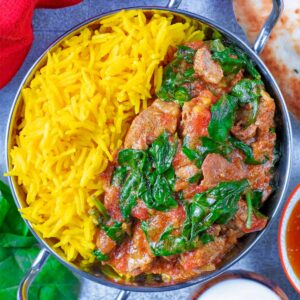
(92, 39, 277, 283)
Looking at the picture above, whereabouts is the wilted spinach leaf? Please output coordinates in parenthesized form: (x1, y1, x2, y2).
(229, 136, 264, 165)
(118, 131, 178, 216)
(120, 173, 141, 219)
(157, 45, 196, 105)
(183, 136, 233, 168)
(118, 149, 147, 171)
(208, 95, 238, 142)
(141, 222, 198, 256)
(102, 221, 125, 244)
(231, 79, 263, 124)
(149, 131, 177, 174)
(211, 39, 261, 79)
(188, 179, 250, 237)
(93, 249, 109, 262)
(112, 166, 127, 186)
(187, 172, 203, 184)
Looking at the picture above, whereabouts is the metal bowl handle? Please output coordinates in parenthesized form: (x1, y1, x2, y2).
(17, 248, 50, 300)
(167, 0, 182, 9)
(253, 0, 283, 54)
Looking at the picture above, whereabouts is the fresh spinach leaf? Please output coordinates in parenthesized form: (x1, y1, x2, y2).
(149, 131, 177, 174)
(93, 249, 109, 262)
(0, 181, 28, 236)
(229, 135, 263, 165)
(0, 233, 36, 248)
(208, 95, 238, 142)
(0, 196, 9, 227)
(0, 180, 80, 300)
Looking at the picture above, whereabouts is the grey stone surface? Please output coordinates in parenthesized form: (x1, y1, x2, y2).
(0, 0, 299, 299)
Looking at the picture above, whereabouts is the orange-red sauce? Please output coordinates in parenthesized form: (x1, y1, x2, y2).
(286, 200, 300, 278)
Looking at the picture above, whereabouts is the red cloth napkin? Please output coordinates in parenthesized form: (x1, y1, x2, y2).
(0, 0, 82, 88)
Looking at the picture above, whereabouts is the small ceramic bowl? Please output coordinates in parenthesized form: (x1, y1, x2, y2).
(190, 270, 288, 300)
(279, 184, 300, 294)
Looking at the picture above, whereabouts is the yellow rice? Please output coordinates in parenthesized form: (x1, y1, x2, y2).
(8, 10, 204, 263)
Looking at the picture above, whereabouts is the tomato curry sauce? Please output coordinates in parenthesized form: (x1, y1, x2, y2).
(90, 39, 278, 284)
(286, 200, 300, 279)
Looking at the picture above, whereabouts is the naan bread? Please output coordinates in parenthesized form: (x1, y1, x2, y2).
(233, 0, 300, 120)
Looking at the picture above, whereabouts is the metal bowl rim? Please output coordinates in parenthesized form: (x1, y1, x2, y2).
(5, 6, 293, 293)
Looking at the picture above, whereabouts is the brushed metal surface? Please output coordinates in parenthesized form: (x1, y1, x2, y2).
(0, 0, 299, 299)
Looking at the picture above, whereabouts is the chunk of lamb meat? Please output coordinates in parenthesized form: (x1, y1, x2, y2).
(180, 219, 244, 272)
(149, 257, 199, 282)
(103, 185, 123, 222)
(181, 90, 214, 148)
(248, 90, 276, 201)
(173, 91, 214, 194)
(201, 152, 248, 189)
(231, 90, 276, 146)
(107, 223, 154, 276)
(95, 229, 116, 255)
(180, 236, 229, 271)
(194, 45, 223, 84)
(231, 200, 268, 233)
(131, 199, 152, 221)
(124, 99, 180, 150)
(173, 141, 199, 192)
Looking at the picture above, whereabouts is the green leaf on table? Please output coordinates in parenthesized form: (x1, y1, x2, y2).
(0, 180, 80, 300)
(0, 247, 80, 300)
(0, 196, 9, 227)
(0, 233, 36, 248)
(0, 181, 29, 236)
